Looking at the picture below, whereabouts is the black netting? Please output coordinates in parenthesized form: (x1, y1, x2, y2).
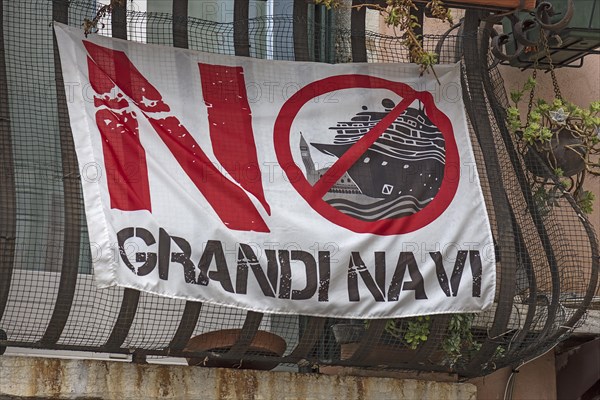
(0, 0, 597, 378)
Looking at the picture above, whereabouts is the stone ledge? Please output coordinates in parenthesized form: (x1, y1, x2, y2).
(0, 356, 477, 400)
(575, 309, 600, 335)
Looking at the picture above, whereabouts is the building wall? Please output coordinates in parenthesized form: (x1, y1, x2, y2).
(468, 350, 558, 400)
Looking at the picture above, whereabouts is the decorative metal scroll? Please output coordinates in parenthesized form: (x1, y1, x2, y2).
(488, 0, 574, 62)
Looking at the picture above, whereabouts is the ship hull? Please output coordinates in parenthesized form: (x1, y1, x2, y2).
(312, 142, 444, 200)
(306, 103, 447, 220)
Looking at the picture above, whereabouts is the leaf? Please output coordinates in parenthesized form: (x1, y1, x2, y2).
(510, 91, 523, 104)
(524, 77, 537, 91)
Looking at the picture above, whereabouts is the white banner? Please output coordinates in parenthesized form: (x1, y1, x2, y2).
(55, 23, 496, 319)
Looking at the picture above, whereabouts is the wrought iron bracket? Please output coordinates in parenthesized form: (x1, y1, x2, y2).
(486, 0, 574, 62)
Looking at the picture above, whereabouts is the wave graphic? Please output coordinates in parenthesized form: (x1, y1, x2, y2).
(326, 195, 433, 221)
(368, 141, 446, 164)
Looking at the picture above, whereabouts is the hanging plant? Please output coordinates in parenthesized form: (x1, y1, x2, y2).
(506, 24, 599, 215)
(508, 79, 600, 175)
(507, 77, 599, 213)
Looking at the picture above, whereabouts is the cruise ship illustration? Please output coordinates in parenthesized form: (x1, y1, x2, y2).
(300, 99, 446, 221)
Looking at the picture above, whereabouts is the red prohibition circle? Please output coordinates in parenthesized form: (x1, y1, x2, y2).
(273, 75, 459, 235)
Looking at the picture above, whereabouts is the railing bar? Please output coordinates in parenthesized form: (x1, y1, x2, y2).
(102, 288, 140, 350)
(477, 13, 561, 343)
(346, 319, 386, 363)
(172, 0, 188, 49)
(288, 317, 326, 360)
(350, 0, 367, 62)
(293, 0, 310, 61)
(225, 311, 263, 358)
(504, 205, 538, 356)
(111, 0, 127, 40)
(460, 10, 517, 375)
(0, 0, 17, 324)
(100, 1, 143, 352)
(169, 302, 202, 350)
(40, 0, 81, 345)
(234, 0, 250, 56)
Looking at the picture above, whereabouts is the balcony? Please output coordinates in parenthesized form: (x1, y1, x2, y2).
(0, 0, 597, 380)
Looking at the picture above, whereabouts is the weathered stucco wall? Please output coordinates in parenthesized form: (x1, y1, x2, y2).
(468, 350, 558, 400)
(0, 356, 477, 400)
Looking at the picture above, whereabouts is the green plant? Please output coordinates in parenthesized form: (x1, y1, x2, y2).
(377, 315, 431, 350)
(362, 314, 485, 369)
(532, 185, 562, 216)
(507, 78, 599, 213)
(403, 316, 431, 349)
(492, 345, 505, 359)
(508, 82, 600, 167)
(82, 0, 126, 37)
(576, 190, 596, 215)
(381, 313, 482, 364)
(315, 0, 452, 78)
(442, 313, 481, 367)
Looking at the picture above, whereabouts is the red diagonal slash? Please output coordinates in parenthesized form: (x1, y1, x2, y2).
(311, 96, 415, 199)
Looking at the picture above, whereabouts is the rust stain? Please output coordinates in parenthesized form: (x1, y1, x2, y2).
(32, 358, 65, 398)
(214, 368, 266, 400)
(29, 358, 40, 396)
(216, 369, 232, 399)
(233, 370, 258, 400)
(106, 362, 125, 397)
(291, 373, 307, 400)
(156, 365, 172, 397)
(135, 363, 144, 390)
(355, 378, 365, 400)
